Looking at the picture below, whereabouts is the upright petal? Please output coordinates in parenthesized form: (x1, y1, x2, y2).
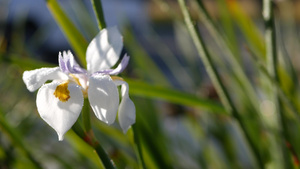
(88, 74, 119, 124)
(23, 67, 68, 92)
(59, 51, 86, 74)
(36, 81, 83, 141)
(86, 27, 123, 73)
(114, 80, 136, 133)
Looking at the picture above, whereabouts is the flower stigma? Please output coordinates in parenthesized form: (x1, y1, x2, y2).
(53, 81, 70, 102)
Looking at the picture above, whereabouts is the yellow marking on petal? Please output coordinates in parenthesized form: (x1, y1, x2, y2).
(111, 76, 124, 81)
(69, 74, 81, 86)
(53, 81, 70, 102)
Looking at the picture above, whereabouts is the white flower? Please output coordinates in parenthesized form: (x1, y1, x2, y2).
(22, 27, 135, 141)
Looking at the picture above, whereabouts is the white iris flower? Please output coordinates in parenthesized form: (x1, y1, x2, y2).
(22, 27, 135, 141)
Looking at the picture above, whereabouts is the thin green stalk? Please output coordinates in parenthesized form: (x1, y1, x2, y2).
(0, 110, 43, 169)
(248, 49, 300, 122)
(226, 0, 265, 56)
(80, 99, 114, 168)
(91, 0, 106, 30)
(93, 141, 116, 169)
(177, 0, 264, 168)
(72, 120, 85, 139)
(46, 0, 88, 66)
(194, 0, 260, 114)
(263, 0, 297, 167)
(72, 121, 116, 169)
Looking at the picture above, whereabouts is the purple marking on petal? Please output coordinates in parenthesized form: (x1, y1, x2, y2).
(91, 54, 130, 76)
(72, 66, 87, 74)
(108, 54, 130, 75)
(93, 69, 113, 75)
(59, 52, 69, 73)
(65, 51, 74, 73)
(58, 50, 87, 74)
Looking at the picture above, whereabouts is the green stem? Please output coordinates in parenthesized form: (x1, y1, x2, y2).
(72, 120, 85, 139)
(93, 141, 116, 169)
(177, 0, 264, 168)
(72, 122, 116, 169)
(248, 48, 300, 123)
(263, 0, 296, 167)
(194, 0, 260, 114)
(81, 99, 114, 168)
(82, 98, 91, 132)
(91, 0, 106, 30)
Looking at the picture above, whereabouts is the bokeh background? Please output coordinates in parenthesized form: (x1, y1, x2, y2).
(1, 0, 300, 168)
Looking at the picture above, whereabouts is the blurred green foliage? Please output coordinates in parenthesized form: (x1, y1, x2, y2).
(1, 0, 300, 168)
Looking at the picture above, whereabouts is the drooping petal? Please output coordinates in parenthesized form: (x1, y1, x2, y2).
(88, 74, 119, 124)
(36, 81, 84, 141)
(23, 67, 68, 92)
(114, 80, 136, 133)
(93, 54, 130, 75)
(86, 27, 123, 73)
(59, 51, 86, 74)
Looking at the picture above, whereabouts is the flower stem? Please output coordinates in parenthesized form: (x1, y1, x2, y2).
(84, 130, 116, 169)
(82, 98, 91, 132)
(92, 141, 116, 169)
(81, 99, 115, 168)
(91, 0, 106, 30)
(263, 0, 296, 167)
(177, 0, 264, 168)
(72, 121, 116, 169)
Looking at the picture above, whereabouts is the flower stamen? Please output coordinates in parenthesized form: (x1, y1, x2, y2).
(53, 81, 70, 102)
(111, 76, 124, 81)
(69, 74, 81, 86)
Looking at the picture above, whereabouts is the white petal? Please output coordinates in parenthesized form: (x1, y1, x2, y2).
(86, 27, 123, 73)
(23, 67, 68, 92)
(114, 80, 136, 133)
(36, 81, 83, 141)
(88, 74, 119, 124)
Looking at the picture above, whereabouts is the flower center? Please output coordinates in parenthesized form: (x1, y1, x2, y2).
(53, 81, 70, 102)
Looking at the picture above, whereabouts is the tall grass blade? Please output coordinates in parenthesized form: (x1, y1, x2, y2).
(177, 0, 264, 168)
(263, 1, 297, 166)
(46, 0, 88, 66)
